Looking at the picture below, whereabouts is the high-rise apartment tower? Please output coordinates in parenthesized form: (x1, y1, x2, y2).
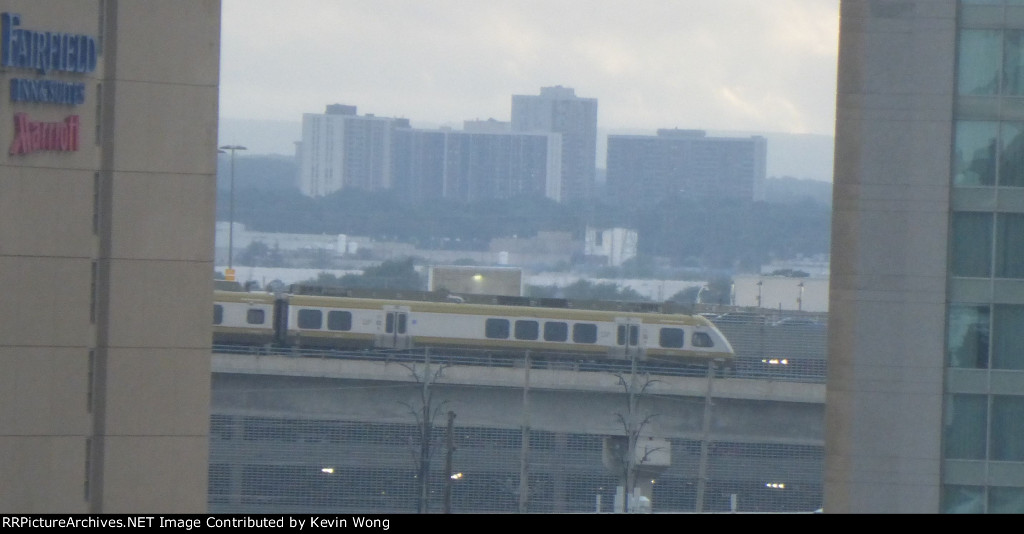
(511, 86, 597, 205)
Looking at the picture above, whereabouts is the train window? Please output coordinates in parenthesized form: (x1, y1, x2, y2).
(297, 309, 323, 329)
(573, 323, 598, 344)
(486, 318, 510, 339)
(515, 320, 539, 340)
(692, 332, 715, 348)
(617, 325, 639, 346)
(246, 309, 265, 325)
(327, 311, 352, 331)
(544, 322, 568, 342)
(659, 328, 685, 349)
(213, 305, 223, 325)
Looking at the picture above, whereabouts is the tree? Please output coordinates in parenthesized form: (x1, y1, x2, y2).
(561, 280, 647, 302)
(296, 257, 426, 291)
(668, 286, 701, 305)
(609, 353, 661, 514)
(769, 268, 810, 278)
(396, 353, 450, 514)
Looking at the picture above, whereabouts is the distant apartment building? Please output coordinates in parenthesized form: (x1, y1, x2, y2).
(391, 127, 562, 203)
(390, 128, 447, 203)
(297, 104, 410, 197)
(512, 86, 598, 204)
(605, 129, 767, 206)
(463, 118, 511, 133)
(441, 130, 561, 202)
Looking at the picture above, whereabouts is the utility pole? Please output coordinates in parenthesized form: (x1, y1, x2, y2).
(695, 359, 717, 513)
(518, 350, 530, 513)
(443, 410, 456, 513)
(418, 350, 432, 513)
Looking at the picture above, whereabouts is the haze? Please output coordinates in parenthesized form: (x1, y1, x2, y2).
(218, 0, 840, 166)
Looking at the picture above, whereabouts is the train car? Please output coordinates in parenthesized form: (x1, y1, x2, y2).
(212, 290, 277, 346)
(212, 289, 735, 366)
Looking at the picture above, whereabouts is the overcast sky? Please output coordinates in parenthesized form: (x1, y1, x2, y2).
(219, 0, 840, 137)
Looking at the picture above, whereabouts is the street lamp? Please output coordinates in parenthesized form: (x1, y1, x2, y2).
(219, 144, 246, 280)
(756, 280, 763, 308)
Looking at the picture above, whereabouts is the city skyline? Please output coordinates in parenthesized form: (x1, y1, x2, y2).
(219, 1, 840, 142)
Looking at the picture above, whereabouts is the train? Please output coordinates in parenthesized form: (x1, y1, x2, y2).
(212, 286, 735, 366)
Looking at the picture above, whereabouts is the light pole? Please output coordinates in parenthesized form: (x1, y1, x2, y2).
(219, 144, 246, 280)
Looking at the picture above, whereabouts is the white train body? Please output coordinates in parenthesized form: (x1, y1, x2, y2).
(212, 290, 735, 365)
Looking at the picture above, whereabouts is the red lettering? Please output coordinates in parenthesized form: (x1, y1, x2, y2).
(8, 112, 79, 155)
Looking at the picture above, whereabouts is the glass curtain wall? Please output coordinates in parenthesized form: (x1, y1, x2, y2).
(943, 0, 1024, 513)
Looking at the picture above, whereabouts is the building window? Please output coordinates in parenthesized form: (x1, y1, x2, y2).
(993, 305, 1024, 368)
(958, 29, 1001, 96)
(942, 485, 985, 514)
(943, 394, 988, 460)
(952, 121, 1024, 188)
(995, 214, 1024, 277)
(991, 395, 1024, 461)
(947, 305, 990, 368)
(951, 212, 993, 277)
(953, 121, 997, 186)
(1004, 30, 1024, 95)
(999, 122, 1024, 186)
(989, 487, 1024, 513)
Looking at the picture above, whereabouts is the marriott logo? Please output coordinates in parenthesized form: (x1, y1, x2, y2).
(8, 112, 79, 155)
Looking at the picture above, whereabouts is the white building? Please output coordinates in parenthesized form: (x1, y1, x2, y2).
(584, 227, 638, 267)
(297, 104, 409, 197)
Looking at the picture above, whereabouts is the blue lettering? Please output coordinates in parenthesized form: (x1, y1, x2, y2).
(76, 35, 88, 73)
(0, 13, 97, 74)
(16, 27, 29, 68)
(49, 32, 60, 73)
(1, 12, 18, 67)
(34, 30, 47, 74)
(9, 78, 86, 106)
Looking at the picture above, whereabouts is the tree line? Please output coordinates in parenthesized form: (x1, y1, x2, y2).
(219, 187, 830, 275)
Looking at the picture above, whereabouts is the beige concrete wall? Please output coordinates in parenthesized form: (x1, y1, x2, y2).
(0, 0, 219, 513)
(826, 0, 956, 513)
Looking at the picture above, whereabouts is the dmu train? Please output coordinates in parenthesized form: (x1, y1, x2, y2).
(212, 288, 735, 366)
